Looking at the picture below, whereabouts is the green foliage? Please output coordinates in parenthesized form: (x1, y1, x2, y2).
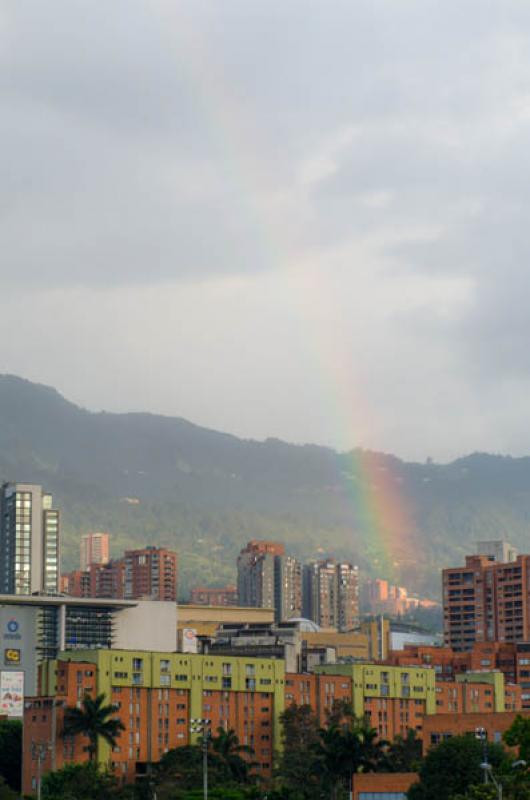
(210, 728, 256, 784)
(504, 715, 530, 762)
(0, 776, 18, 800)
(63, 693, 125, 760)
(313, 715, 387, 797)
(41, 762, 121, 800)
(153, 730, 255, 799)
(450, 786, 499, 800)
(277, 704, 321, 799)
(383, 729, 422, 773)
(8, 375, 530, 598)
(0, 720, 21, 791)
(408, 735, 509, 800)
(277, 701, 386, 800)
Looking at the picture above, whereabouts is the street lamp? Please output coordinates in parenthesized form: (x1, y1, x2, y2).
(190, 718, 212, 800)
(475, 729, 527, 800)
(480, 763, 502, 800)
(31, 742, 52, 800)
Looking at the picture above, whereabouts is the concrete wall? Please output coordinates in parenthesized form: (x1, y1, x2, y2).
(113, 601, 177, 651)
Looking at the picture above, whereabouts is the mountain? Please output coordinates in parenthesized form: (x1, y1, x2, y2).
(1, 374, 529, 599)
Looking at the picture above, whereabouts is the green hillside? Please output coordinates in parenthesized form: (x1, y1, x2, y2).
(0, 374, 529, 599)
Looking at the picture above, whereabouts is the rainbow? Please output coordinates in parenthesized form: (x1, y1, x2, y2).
(148, 7, 416, 579)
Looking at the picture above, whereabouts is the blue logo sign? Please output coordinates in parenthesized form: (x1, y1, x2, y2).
(6, 620, 19, 634)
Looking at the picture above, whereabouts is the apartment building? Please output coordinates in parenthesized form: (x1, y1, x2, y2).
(237, 541, 302, 622)
(0, 483, 60, 595)
(124, 547, 178, 602)
(316, 663, 436, 741)
(23, 651, 285, 793)
(80, 532, 110, 571)
(303, 559, 359, 631)
(443, 553, 530, 651)
(63, 547, 177, 602)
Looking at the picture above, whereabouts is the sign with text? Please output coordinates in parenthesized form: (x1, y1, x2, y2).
(0, 671, 24, 718)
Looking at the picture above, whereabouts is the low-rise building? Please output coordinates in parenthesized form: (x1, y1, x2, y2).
(351, 772, 418, 800)
(422, 710, 530, 752)
(189, 586, 239, 606)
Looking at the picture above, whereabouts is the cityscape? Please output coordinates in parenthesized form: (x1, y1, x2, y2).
(0, 481, 530, 798)
(4, 2, 530, 799)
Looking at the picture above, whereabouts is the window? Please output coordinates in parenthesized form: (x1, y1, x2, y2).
(133, 658, 143, 671)
(160, 660, 170, 673)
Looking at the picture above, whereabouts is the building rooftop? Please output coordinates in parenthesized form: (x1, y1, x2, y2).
(0, 594, 137, 608)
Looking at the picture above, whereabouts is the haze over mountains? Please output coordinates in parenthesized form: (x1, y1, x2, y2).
(1, 374, 529, 599)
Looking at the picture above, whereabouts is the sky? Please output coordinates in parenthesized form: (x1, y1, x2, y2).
(2, 1, 530, 461)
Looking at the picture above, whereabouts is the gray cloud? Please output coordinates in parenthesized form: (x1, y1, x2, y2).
(2, 0, 530, 458)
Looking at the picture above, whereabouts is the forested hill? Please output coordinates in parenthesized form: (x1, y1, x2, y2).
(0, 374, 529, 599)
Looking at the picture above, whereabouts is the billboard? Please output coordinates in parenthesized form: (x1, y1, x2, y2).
(0, 670, 24, 718)
(181, 628, 198, 654)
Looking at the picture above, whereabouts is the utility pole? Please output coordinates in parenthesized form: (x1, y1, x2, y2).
(190, 718, 211, 800)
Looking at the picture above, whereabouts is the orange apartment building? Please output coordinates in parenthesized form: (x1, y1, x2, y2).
(443, 554, 530, 652)
(62, 547, 177, 601)
(80, 532, 110, 571)
(61, 560, 126, 599)
(23, 651, 284, 795)
(23, 661, 98, 795)
(22, 646, 526, 796)
(387, 641, 530, 709)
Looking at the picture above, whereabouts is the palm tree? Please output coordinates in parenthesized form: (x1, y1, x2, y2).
(63, 693, 125, 761)
(313, 717, 387, 800)
(210, 727, 257, 783)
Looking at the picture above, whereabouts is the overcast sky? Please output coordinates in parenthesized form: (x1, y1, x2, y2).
(2, 1, 530, 461)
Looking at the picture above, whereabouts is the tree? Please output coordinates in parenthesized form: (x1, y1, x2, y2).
(0, 777, 18, 800)
(504, 716, 530, 763)
(276, 704, 321, 799)
(63, 693, 125, 761)
(41, 762, 121, 800)
(450, 787, 498, 800)
(312, 714, 387, 800)
(408, 735, 509, 800)
(0, 720, 21, 791)
(154, 744, 238, 799)
(384, 729, 422, 773)
(210, 727, 256, 784)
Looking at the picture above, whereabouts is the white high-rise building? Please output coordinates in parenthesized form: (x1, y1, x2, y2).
(0, 483, 60, 595)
